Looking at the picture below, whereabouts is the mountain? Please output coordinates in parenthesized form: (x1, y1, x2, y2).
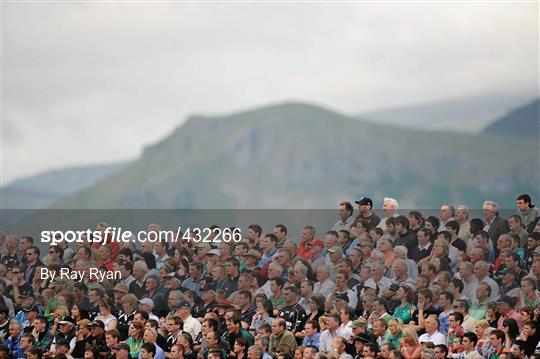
(360, 93, 533, 133)
(483, 99, 539, 138)
(1, 162, 128, 209)
(51, 102, 538, 210)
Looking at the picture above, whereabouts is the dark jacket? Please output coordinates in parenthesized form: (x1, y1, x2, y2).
(394, 231, 418, 259)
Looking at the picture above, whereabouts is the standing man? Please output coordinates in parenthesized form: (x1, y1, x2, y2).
(516, 194, 539, 234)
(333, 202, 355, 232)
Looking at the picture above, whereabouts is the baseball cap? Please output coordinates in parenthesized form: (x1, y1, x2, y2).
(206, 249, 221, 256)
(334, 292, 350, 303)
(355, 197, 373, 206)
(59, 316, 76, 325)
(351, 318, 368, 329)
(113, 283, 129, 293)
(328, 246, 343, 256)
(496, 295, 516, 307)
(245, 249, 262, 261)
(22, 304, 38, 312)
(176, 300, 191, 309)
(311, 240, 325, 249)
(139, 298, 155, 308)
(88, 320, 105, 329)
(19, 291, 35, 300)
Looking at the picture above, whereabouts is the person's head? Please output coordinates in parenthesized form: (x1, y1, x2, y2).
(434, 345, 448, 359)
(440, 204, 455, 222)
(315, 265, 330, 282)
(140, 343, 156, 359)
(166, 316, 183, 335)
(271, 318, 286, 336)
(248, 345, 264, 359)
(448, 312, 464, 330)
(304, 320, 320, 337)
(373, 319, 388, 338)
(388, 318, 404, 337)
(453, 299, 469, 315)
(462, 332, 478, 351)
(521, 277, 535, 295)
(424, 315, 440, 334)
(502, 318, 520, 340)
(380, 343, 396, 359)
(363, 343, 379, 359)
(383, 197, 399, 216)
(143, 328, 157, 344)
(32, 316, 47, 333)
(261, 234, 278, 253)
(496, 296, 516, 315)
(338, 201, 354, 220)
(474, 320, 489, 338)
(326, 312, 341, 332)
(395, 215, 410, 234)
(205, 330, 220, 348)
(483, 200, 499, 221)
(475, 282, 491, 302)
(8, 320, 22, 339)
(332, 336, 348, 355)
(25, 246, 40, 264)
(234, 337, 248, 355)
(511, 340, 526, 359)
(128, 322, 145, 340)
(19, 333, 35, 350)
(420, 349, 435, 359)
(489, 329, 505, 349)
(225, 309, 242, 334)
(516, 194, 533, 210)
(272, 225, 287, 242)
(105, 329, 120, 348)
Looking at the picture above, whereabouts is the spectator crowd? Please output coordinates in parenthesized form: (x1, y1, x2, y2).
(0, 194, 538, 359)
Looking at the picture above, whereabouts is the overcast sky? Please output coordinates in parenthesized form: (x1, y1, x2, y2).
(2, 2, 538, 186)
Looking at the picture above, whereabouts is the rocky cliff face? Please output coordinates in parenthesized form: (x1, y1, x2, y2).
(53, 102, 538, 209)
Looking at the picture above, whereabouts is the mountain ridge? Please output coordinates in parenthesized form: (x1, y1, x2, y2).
(52, 101, 538, 210)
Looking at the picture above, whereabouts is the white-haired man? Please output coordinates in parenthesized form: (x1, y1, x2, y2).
(483, 201, 510, 248)
(377, 197, 399, 231)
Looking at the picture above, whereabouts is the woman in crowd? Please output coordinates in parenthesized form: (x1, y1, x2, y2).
(71, 303, 88, 324)
(231, 337, 249, 359)
(385, 318, 404, 349)
(502, 318, 520, 350)
(250, 296, 274, 335)
(49, 305, 70, 336)
(485, 303, 500, 328)
(399, 327, 422, 359)
(126, 322, 145, 358)
(392, 285, 415, 325)
(307, 295, 326, 322)
(475, 320, 490, 353)
(95, 301, 117, 331)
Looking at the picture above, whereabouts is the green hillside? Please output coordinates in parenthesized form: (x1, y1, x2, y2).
(53, 102, 538, 209)
(1, 162, 128, 209)
(483, 99, 539, 138)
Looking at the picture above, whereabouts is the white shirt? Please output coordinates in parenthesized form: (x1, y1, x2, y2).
(419, 330, 447, 346)
(182, 315, 202, 339)
(313, 278, 334, 298)
(364, 276, 392, 292)
(319, 327, 350, 353)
